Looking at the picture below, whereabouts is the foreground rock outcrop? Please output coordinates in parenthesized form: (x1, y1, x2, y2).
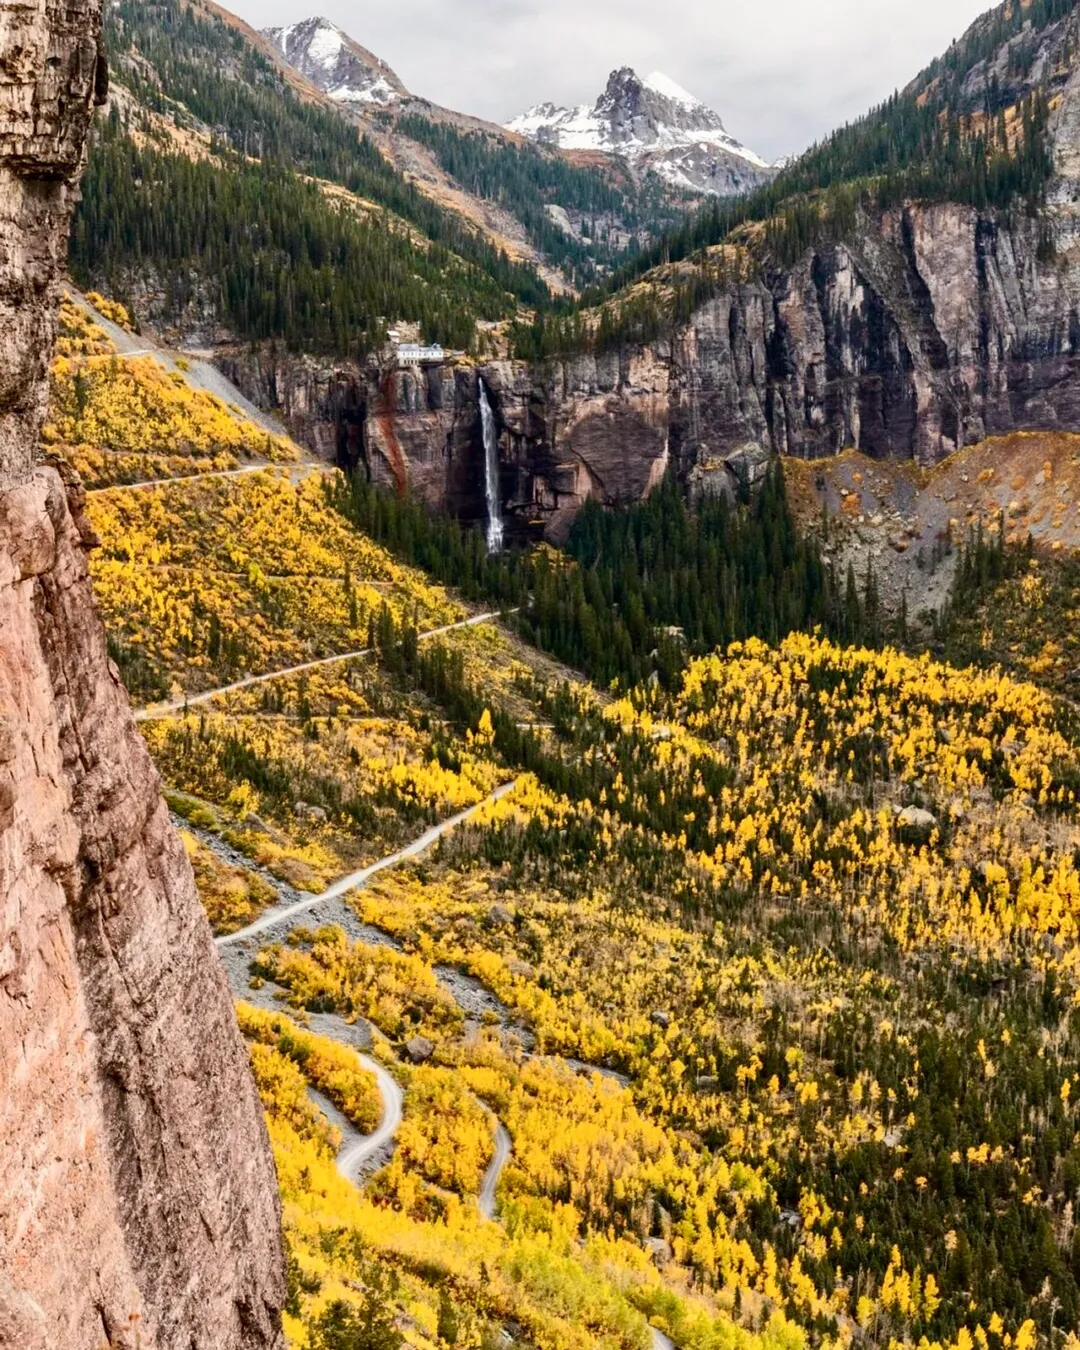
(0, 0, 106, 488)
(0, 3, 285, 1346)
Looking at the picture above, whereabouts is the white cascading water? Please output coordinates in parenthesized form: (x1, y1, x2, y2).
(478, 377, 504, 553)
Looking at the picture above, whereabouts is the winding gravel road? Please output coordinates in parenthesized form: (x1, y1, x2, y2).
(336, 1056, 405, 1183)
(70, 289, 286, 437)
(479, 1120, 513, 1221)
(178, 666, 664, 1335)
(216, 784, 520, 1203)
(137, 610, 513, 723)
(217, 787, 676, 1345)
(306, 1061, 404, 1184)
(87, 465, 272, 496)
(88, 464, 333, 498)
(215, 779, 518, 947)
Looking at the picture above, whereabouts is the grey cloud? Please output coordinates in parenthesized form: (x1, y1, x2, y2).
(234, 0, 994, 161)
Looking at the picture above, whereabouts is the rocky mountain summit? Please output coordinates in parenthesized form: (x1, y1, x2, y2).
(508, 67, 778, 194)
(263, 15, 408, 104)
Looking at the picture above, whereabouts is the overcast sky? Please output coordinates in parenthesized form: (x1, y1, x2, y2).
(229, 0, 994, 161)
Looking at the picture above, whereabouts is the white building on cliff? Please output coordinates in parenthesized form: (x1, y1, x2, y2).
(393, 342, 445, 368)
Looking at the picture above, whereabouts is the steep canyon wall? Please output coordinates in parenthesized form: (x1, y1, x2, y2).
(239, 178, 1080, 543)
(0, 4, 285, 1347)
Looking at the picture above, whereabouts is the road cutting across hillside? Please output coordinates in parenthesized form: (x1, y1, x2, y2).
(136, 609, 516, 722)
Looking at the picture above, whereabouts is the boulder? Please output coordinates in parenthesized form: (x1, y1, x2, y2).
(895, 805, 938, 841)
(405, 1035, 435, 1065)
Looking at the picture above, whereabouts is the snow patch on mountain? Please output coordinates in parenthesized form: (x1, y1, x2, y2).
(509, 102, 604, 151)
(642, 71, 699, 108)
(305, 20, 344, 70)
(333, 76, 400, 105)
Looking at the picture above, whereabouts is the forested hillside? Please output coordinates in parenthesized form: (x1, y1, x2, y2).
(73, 0, 698, 354)
(53, 260, 1080, 1350)
(333, 468, 891, 688)
(72, 0, 554, 353)
(74, 0, 1077, 369)
(57, 307, 1080, 1350)
(75, 119, 522, 352)
(391, 114, 683, 286)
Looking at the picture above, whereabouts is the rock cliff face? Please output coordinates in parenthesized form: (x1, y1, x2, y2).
(0, 0, 106, 488)
(669, 190, 1080, 473)
(223, 160, 1080, 541)
(0, 4, 285, 1347)
(219, 344, 673, 542)
(479, 350, 672, 540)
(363, 354, 672, 539)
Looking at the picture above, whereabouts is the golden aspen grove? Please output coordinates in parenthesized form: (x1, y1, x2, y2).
(56, 286, 1080, 1350)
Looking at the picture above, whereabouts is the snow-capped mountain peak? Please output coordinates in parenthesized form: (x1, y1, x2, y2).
(508, 66, 777, 196)
(262, 16, 409, 106)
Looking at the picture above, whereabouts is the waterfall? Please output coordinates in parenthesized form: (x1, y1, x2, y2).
(478, 377, 504, 553)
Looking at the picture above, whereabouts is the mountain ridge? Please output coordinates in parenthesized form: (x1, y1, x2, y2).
(259, 14, 772, 201)
(120, 3, 689, 295)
